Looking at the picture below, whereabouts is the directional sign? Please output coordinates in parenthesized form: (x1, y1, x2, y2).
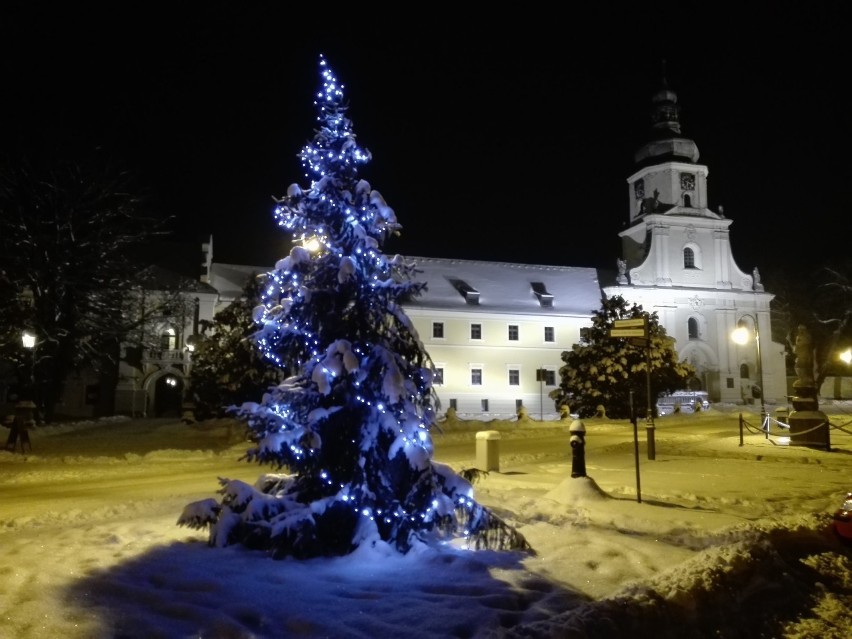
(613, 318, 646, 329)
(609, 328, 647, 338)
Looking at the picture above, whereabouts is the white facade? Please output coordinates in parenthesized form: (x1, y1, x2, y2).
(401, 258, 601, 418)
(603, 81, 786, 406)
(206, 256, 602, 419)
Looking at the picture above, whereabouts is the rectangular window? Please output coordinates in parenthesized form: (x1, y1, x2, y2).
(544, 326, 555, 342)
(471, 368, 482, 386)
(481, 399, 489, 412)
(515, 399, 523, 411)
(449, 398, 457, 410)
(726, 377, 735, 389)
(432, 322, 444, 339)
(433, 367, 444, 385)
(544, 370, 556, 386)
(508, 369, 520, 386)
(470, 323, 482, 340)
(508, 324, 519, 341)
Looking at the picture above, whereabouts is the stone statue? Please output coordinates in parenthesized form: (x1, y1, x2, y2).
(793, 324, 815, 386)
(616, 258, 628, 285)
(753, 267, 764, 292)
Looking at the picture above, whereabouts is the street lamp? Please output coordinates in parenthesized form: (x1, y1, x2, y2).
(731, 314, 766, 426)
(21, 330, 37, 408)
(839, 348, 852, 365)
(21, 331, 36, 350)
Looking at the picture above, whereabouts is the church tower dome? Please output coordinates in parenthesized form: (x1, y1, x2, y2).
(634, 73, 700, 167)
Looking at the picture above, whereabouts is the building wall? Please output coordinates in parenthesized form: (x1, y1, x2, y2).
(406, 308, 589, 418)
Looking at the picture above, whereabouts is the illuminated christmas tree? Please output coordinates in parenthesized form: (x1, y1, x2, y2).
(180, 55, 529, 558)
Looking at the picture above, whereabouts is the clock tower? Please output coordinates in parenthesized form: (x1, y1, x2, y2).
(604, 76, 786, 407)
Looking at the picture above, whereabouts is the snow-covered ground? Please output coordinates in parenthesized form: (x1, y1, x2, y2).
(1, 404, 850, 638)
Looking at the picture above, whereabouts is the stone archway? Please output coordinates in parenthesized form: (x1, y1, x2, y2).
(147, 371, 185, 418)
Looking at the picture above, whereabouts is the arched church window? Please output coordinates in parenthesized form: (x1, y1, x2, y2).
(684, 194, 692, 207)
(740, 363, 750, 379)
(684, 247, 695, 268)
(688, 318, 699, 339)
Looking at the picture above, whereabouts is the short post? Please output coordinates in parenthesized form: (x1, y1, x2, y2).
(739, 413, 744, 447)
(475, 430, 501, 472)
(569, 419, 586, 478)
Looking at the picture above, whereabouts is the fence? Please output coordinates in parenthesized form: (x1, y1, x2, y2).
(738, 412, 852, 449)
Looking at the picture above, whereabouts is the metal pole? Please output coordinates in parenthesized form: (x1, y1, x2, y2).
(630, 390, 642, 503)
(645, 337, 655, 460)
(739, 413, 744, 446)
(754, 321, 767, 430)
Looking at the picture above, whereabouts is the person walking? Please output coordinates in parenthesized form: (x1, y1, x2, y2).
(4, 400, 36, 453)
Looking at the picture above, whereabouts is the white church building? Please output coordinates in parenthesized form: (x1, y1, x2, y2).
(193, 79, 786, 419)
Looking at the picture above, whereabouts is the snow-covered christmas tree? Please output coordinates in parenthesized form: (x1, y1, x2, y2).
(179, 54, 530, 559)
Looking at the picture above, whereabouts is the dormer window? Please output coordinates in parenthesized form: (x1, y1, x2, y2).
(531, 282, 553, 308)
(449, 278, 480, 305)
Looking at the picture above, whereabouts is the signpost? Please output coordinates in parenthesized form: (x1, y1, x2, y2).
(608, 316, 656, 460)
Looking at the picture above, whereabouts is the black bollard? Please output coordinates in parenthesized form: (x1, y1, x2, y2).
(569, 419, 586, 478)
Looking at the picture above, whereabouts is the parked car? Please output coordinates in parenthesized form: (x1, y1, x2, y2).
(656, 390, 711, 416)
(833, 492, 852, 541)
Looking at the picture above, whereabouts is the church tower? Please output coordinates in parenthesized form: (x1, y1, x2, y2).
(604, 75, 787, 407)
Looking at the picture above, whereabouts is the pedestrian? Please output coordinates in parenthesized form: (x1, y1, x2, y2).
(5, 400, 36, 453)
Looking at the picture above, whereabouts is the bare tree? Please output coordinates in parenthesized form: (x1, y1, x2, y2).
(0, 150, 172, 420)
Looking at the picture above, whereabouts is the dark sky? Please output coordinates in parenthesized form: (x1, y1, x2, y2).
(2, 4, 849, 279)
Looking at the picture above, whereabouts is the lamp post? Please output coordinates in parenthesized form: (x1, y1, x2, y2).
(731, 314, 766, 427)
(21, 330, 36, 394)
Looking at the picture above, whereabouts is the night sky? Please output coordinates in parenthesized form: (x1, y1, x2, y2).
(2, 5, 848, 280)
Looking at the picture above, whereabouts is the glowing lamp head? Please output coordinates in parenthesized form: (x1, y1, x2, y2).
(21, 331, 36, 349)
(731, 325, 751, 345)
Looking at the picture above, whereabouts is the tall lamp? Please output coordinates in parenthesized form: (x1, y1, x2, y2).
(731, 314, 766, 425)
(21, 330, 37, 405)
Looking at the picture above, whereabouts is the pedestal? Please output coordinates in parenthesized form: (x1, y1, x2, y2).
(788, 410, 830, 450)
(788, 382, 830, 450)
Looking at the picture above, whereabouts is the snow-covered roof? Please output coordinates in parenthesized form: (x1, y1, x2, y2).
(137, 265, 219, 295)
(402, 256, 602, 316)
(207, 263, 267, 301)
(210, 257, 602, 317)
